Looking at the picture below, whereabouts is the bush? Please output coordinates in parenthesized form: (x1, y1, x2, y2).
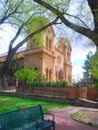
(35, 73, 46, 82)
(28, 81, 45, 87)
(15, 68, 38, 82)
(28, 80, 69, 87)
(54, 81, 69, 87)
(92, 82, 98, 88)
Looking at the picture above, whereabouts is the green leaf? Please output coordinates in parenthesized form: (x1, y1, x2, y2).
(14, 68, 38, 81)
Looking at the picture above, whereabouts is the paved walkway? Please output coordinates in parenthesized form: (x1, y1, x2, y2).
(50, 106, 98, 130)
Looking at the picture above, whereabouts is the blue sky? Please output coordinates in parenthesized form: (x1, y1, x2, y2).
(71, 37, 96, 82)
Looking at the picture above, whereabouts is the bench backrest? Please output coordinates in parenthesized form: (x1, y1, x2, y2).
(0, 105, 44, 128)
(21, 105, 44, 121)
(0, 109, 24, 128)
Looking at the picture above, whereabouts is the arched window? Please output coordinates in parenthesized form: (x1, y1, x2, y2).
(55, 71, 58, 80)
(46, 68, 48, 81)
(59, 70, 64, 80)
(49, 69, 51, 81)
(45, 36, 52, 51)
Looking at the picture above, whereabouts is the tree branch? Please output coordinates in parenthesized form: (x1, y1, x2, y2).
(8, 22, 25, 53)
(6, 17, 59, 62)
(0, 0, 24, 25)
(33, 0, 96, 41)
(14, 17, 59, 51)
(87, 0, 98, 33)
(65, 12, 90, 29)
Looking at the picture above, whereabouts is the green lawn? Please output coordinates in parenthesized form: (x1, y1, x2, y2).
(0, 95, 70, 113)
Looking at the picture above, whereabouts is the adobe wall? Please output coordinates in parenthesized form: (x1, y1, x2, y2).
(0, 91, 98, 108)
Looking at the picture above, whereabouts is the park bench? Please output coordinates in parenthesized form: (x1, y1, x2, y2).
(0, 105, 55, 130)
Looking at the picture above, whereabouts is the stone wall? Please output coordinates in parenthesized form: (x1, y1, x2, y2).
(0, 91, 98, 108)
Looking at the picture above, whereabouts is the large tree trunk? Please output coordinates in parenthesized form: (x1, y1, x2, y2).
(0, 50, 15, 80)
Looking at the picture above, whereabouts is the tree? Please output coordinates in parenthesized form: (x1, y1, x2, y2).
(90, 51, 98, 80)
(7, 59, 18, 77)
(15, 68, 38, 82)
(0, 0, 59, 79)
(81, 51, 95, 87)
(33, 0, 98, 49)
(82, 51, 98, 87)
(86, 51, 98, 88)
(82, 51, 93, 79)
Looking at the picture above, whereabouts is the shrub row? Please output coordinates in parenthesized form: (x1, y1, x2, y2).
(28, 80, 70, 87)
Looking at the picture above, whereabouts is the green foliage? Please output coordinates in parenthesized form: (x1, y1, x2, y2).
(92, 82, 98, 88)
(14, 68, 38, 82)
(31, 34, 44, 47)
(82, 51, 98, 87)
(28, 81, 45, 87)
(28, 80, 69, 87)
(0, 0, 31, 26)
(87, 122, 95, 127)
(43, 0, 70, 12)
(36, 73, 46, 82)
(55, 80, 69, 87)
(26, 16, 50, 46)
(82, 51, 93, 78)
(90, 51, 98, 80)
(81, 51, 95, 86)
(26, 16, 50, 33)
(70, 112, 79, 118)
(0, 95, 70, 113)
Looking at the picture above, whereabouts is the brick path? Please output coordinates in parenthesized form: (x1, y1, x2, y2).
(50, 106, 98, 130)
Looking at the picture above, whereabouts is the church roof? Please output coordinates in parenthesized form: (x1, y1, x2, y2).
(0, 47, 26, 57)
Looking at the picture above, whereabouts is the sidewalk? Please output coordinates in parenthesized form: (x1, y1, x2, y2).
(50, 106, 98, 130)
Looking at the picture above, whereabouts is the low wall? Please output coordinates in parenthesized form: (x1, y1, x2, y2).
(0, 86, 16, 91)
(0, 91, 98, 108)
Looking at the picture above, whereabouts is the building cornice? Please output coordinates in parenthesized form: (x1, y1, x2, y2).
(25, 47, 56, 58)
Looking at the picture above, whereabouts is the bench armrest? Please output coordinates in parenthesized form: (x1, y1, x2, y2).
(44, 113, 54, 121)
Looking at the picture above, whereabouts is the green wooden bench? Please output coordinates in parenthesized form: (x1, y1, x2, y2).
(0, 105, 55, 130)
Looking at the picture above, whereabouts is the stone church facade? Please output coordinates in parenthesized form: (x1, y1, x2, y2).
(0, 26, 72, 83)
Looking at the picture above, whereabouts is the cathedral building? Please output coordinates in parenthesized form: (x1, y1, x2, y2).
(0, 26, 72, 83)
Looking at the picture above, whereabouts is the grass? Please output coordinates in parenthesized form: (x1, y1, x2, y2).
(0, 95, 70, 113)
(70, 112, 97, 127)
(70, 112, 80, 118)
(70, 112, 86, 125)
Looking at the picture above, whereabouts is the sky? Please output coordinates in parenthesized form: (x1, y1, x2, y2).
(71, 36, 96, 82)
